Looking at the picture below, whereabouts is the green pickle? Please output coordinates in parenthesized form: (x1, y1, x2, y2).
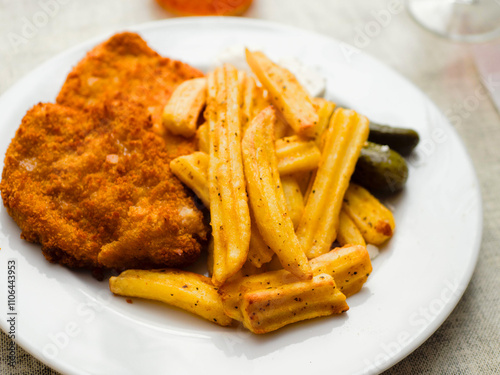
(369, 122, 420, 156)
(353, 142, 408, 194)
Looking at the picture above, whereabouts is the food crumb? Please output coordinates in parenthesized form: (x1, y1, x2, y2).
(106, 154, 119, 164)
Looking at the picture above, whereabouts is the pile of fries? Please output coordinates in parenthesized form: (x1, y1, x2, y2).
(109, 49, 396, 334)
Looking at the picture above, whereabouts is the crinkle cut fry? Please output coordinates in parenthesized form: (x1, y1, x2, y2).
(242, 106, 312, 280)
(245, 49, 319, 137)
(162, 77, 207, 138)
(207, 70, 225, 283)
(218, 65, 250, 269)
(240, 273, 348, 334)
(342, 183, 395, 245)
(207, 65, 250, 286)
(309, 244, 372, 297)
(170, 152, 210, 208)
(109, 269, 232, 326)
(296, 109, 369, 259)
(337, 208, 366, 247)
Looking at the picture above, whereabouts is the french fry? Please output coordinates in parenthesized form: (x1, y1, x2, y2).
(218, 244, 371, 320)
(240, 274, 348, 334)
(170, 152, 210, 208)
(275, 135, 321, 175)
(196, 123, 209, 154)
(296, 109, 369, 258)
(309, 245, 372, 297)
(281, 175, 304, 229)
(207, 65, 251, 286)
(343, 183, 395, 245)
(109, 269, 233, 326)
(337, 209, 366, 247)
(312, 97, 336, 147)
(245, 49, 319, 137)
(242, 106, 312, 280)
(162, 77, 207, 138)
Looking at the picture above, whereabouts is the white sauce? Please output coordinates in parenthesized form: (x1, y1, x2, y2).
(277, 57, 326, 98)
(367, 244, 380, 260)
(213, 46, 326, 97)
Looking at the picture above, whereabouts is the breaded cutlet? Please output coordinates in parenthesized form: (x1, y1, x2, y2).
(56, 31, 204, 135)
(1, 101, 208, 271)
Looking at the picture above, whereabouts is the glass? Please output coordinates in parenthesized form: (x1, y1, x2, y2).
(407, 0, 500, 42)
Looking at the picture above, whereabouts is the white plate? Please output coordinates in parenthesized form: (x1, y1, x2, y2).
(0, 18, 482, 375)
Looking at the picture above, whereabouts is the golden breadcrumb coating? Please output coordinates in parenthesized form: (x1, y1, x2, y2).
(56, 31, 204, 134)
(1, 101, 208, 270)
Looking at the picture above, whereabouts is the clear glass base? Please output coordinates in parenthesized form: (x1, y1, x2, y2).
(407, 0, 500, 42)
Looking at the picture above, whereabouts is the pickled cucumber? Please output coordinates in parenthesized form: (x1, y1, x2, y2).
(369, 122, 419, 156)
(353, 142, 408, 194)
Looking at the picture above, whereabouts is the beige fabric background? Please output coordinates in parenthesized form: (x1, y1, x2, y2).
(1, 0, 499, 374)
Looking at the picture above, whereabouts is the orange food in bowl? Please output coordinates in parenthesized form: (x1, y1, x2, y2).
(156, 0, 253, 16)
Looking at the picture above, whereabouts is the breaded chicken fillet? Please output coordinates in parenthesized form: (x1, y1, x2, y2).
(56, 32, 203, 135)
(1, 101, 208, 270)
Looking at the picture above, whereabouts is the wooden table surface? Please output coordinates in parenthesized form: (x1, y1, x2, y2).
(1, 1, 499, 374)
